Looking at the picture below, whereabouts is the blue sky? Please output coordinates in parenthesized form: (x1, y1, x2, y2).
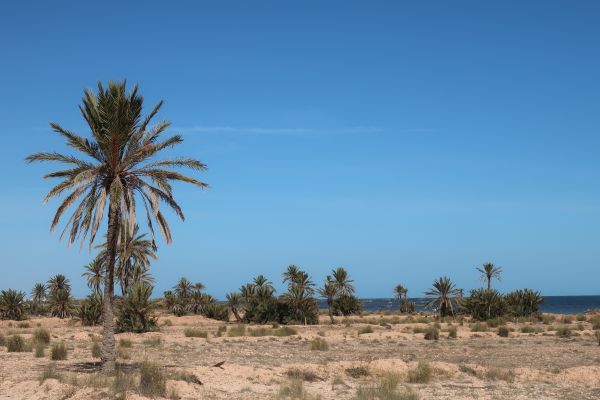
(0, 1, 599, 298)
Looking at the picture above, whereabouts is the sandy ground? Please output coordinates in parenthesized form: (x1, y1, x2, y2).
(1, 313, 600, 399)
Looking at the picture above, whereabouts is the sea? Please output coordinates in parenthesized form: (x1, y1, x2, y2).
(318, 296, 600, 315)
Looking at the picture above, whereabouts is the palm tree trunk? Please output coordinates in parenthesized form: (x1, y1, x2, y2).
(101, 201, 118, 373)
(487, 277, 491, 290)
(328, 303, 334, 324)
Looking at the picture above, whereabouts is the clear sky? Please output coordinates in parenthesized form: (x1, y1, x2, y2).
(1, 1, 599, 298)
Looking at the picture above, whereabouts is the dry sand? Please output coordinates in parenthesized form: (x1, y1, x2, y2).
(1, 313, 600, 399)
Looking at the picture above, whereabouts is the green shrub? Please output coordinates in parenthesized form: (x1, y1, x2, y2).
(424, 327, 439, 340)
(184, 328, 208, 338)
(576, 314, 586, 322)
(465, 289, 506, 320)
(310, 338, 329, 351)
(139, 361, 166, 397)
(0, 332, 5, 346)
(485, 367, 515, 382)
(520, 325, 536, 333)
(113, 367, 135, 396)
(556, 327, 571, 338)
(333, 294, 362, 316)
(33, 328, 51, 344)
(50, 342, 68, 360)
(203, 303, 230, 321)
(407, 361, 432, 383)
(118, 338, 133, 348)
(116, 283, 158, 333)
(486, 317, 506, 328)
(470, 322, 488, 332)
(346, 366, 370, 378)
(17, 322, 30, 328)
(91, 341, 101, 358)
(6, 335, 26, 352)
(34, 341, 45, 358)
(447, 326, 457, 339)
(562, 315, 573, 324)
(595, 330, 600, 346)
(0, 289, 27, 321)
(354, 373, 417, 400)
(358, 326, 374, 335)
(497, 326, 509, 337)
(78, 293, 103, 326)
(228, 325, 246, 337)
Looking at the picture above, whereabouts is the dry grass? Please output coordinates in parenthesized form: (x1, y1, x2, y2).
(407, 362, 432, 384)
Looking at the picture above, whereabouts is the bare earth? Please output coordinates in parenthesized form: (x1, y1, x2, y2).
(1, 313, 600, 399)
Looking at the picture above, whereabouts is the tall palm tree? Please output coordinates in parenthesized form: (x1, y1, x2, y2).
(282, 265, 301, 285)
(318, 276, 339, 324)
(26, 81, 207, 372)
(31, 283, 47, 315)
(331, 267, 355, 295)
(477, 262, 502, 290)
(47, 274, 70, 296)
(424, 276, 463, 317)
(82, 256, 104, 294)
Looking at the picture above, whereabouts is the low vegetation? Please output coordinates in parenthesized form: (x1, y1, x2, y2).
(407, 362, 432, 384)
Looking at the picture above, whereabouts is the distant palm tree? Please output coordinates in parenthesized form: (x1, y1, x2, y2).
(173, 277, 193, 300)
(47, 274, 70, 296)
(477, 262, 502, 290)
(83, 257, 104, 294)
(48, 288, 74, 318)
(26, 81, 207, 372)
(226, 292, 243, 322)
(252, 275, 276, 300)
(318, 276, 339, 324)
(425, 276, 463, 317)
(331, 267, 355, 295)
(282, 265, 301, 284)
(394, 284, 408, 312)
(31, 283, 47, 315)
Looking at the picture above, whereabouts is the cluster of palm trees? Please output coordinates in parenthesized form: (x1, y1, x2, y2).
(394, 262, 543, 319)
(226, 265, 358, 325)
(162, 277, 225, 319)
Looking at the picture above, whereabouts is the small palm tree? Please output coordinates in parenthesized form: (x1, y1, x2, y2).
(83, 257, 104, 294)
(116, 282, 158, 333)
(424, 276, 463, 317)
(27, 81, 207, 372)
(173, 277, 193, 300)
(0, 289, 27, 320)
(331, 267, 355, 295)
(114, 225, 157, 295)
(394, 284, 409, 313)
(476, 262, 502, 290)
(31, 283, 47, 315)
(47, 274, 70, 296)
(48, 288, 74, 318)
(318, 276, 339, 324)
(226, 292, 243, 322)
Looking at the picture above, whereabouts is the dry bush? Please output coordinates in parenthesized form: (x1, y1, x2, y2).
(228, 325, 247, 337)
(485, 367, 515, 382)
(346, 366, 370, 379)
(358, 326, 374, 335)
(407, 362, 432, 384)
(50, 342, 68, 360)
(33, 328, 50, 344)
(286, 368, 321, 382)
(310, 338, 329, 351)
(139, 361, 167, 397)
(6, 335, 27, 352)
(184, 328, 208, 338)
